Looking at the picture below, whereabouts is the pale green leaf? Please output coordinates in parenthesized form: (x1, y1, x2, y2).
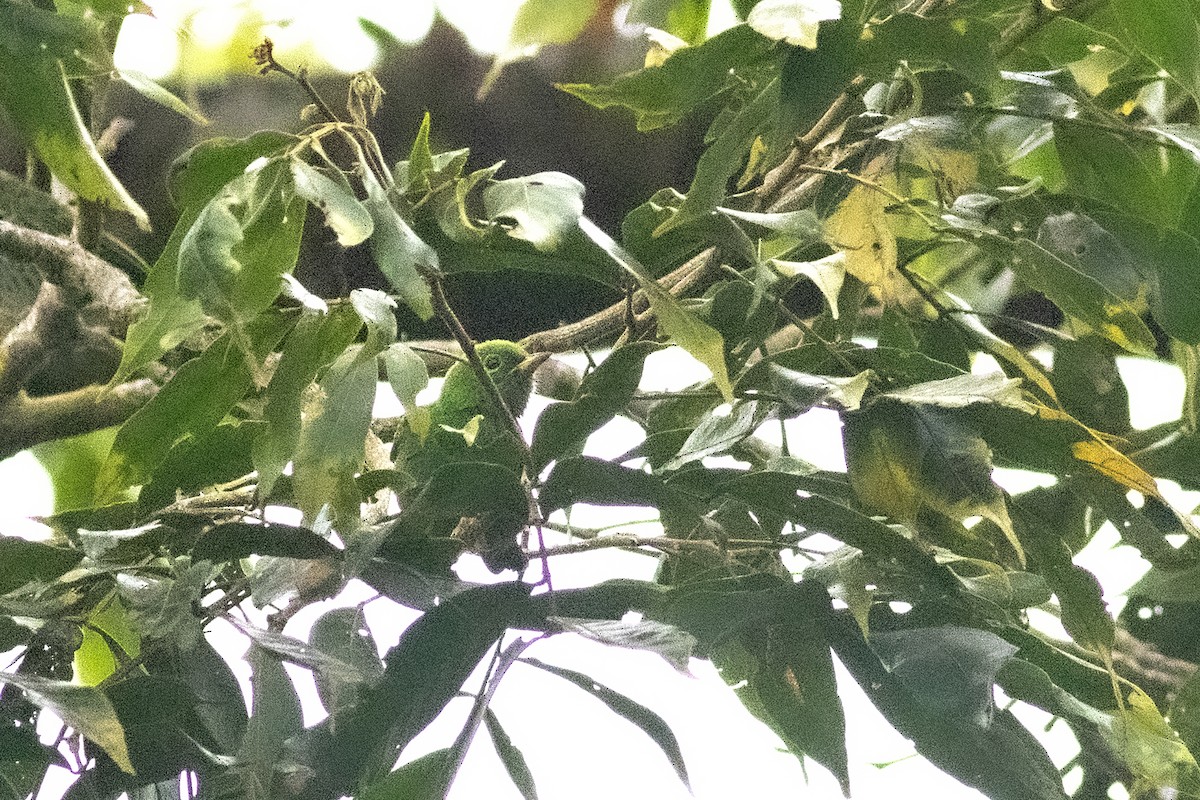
(0, 672, 133, 774)
(290, 159, 373, 247)
(116, 69, 209, 124)
(483, 172, 586, 251)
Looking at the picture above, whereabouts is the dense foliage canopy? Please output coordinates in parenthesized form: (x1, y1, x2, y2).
(5, 0, 1200, 798)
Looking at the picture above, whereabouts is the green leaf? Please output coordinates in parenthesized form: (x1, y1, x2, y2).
(238, 645, 304, 794)
(658, 76, 779, 235)
(1004, 237, 1157, 356)
(118, 560, 209, 651)
(404, 111, 435, 192)
(363, 177, 436, 320)
(310, 608, 385, 719)
(522, 657, 691, 791)
(292, 344, 378, 526)
(1110, 0, 1200, 103)
(382, 342, 432, 441)
(859, 13, 1000, 88)
(530, 341, 660, 472)
(483, 172, 585, 251)
(1110, 691, 1200, 791)
(881, 371, 1028, 409)
(310, 582, 533, 795)
(872, 626, 1018, 729)
(627, 0, 710, 45)
(290, 159, 373, 247)
(97, 311, 294, 500)
(357, 749, 451, 800)
(115, 69, 209, 125)
(0, 5, 147, 230)
(821, 609, 1068, 800)
(0, 672, 133, 774)
(0, 537, 82, 594)
(484, 709, 539, 800)
(552, 617, 696, 671)
(768, 252, 844, 317)
(104, 674, 226, 780)
(540, 456, 676, 515)
(177, 157, 305, 341)
(1054, 121, 1197, 228)
(408, 461, 528, 523)
(191, 521, 340, 563)
(254, 305, 364, 498)
(741, 362, 869, 412)
(1050, 563, 1115, 655)
(137, 420, 261, 514)
(580, 219, 733, 400)
(509, 0, 599, 47)
(141, 637, 247, 755)
(112, 131, 297, 384)
(557, 24, 776, 131)
(721, 470, 947, 583)
(661, 400, 770, 471)
(238, 620, 382, 688)
(0, 727, 60, 800)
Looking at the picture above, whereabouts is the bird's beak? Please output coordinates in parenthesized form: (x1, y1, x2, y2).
(516, 351, 552, 378)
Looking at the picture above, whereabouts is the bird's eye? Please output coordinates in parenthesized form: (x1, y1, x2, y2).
(483, 354, 503, 371)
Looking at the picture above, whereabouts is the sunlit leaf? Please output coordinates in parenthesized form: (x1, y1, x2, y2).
(290, 159, 373, 247)
(483, 172, 585, 251)
(747, 0, 841, 49)
(557, 24, 775, 131)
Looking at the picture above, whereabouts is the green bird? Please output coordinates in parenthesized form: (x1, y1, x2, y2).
(389, 339, 547, 572)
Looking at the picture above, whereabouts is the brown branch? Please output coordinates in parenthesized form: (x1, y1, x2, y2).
(0, 379, 157, 460)
(518, 247, 720, 353)
(0, 220, 143, 334)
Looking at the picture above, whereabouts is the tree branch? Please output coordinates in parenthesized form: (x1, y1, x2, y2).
(0, 379, 157, 460)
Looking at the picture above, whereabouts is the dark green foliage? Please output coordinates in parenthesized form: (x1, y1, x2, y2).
(6, 2, 1200, 799)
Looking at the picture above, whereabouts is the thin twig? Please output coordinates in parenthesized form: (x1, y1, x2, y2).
(251, 39, 341, 124)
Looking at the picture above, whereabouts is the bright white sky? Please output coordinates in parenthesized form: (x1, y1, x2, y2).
(112, 0, 741, 76)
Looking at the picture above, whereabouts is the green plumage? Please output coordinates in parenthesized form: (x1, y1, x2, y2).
(389, 340, 542, 573)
